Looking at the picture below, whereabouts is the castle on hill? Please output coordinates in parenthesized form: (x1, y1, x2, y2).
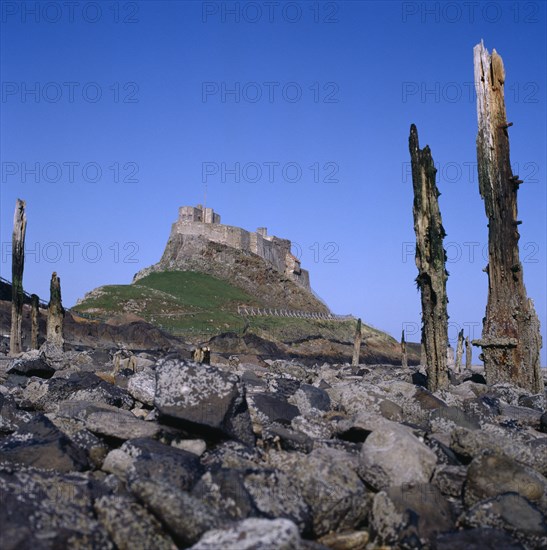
(173, 204, 311, 290)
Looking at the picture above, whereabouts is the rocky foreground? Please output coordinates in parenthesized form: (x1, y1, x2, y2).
(1, 346, 546, 549)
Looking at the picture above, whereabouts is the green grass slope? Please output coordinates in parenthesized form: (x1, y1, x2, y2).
(74, 270, 412, 364)
(74, 271, 263, 337)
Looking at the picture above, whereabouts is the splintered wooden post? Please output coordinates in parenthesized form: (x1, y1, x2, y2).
(352, 318, 362, 366)
(473, 41, 543, 393)
(10, 199, 27, 355)
(30, 294, 39, 349)
(465, 336, 472, 371)
(409, 124, 449, 391)
(455, 329, 464, 373)
(47, 272, 65, 348)
(401, 329, 408, 370)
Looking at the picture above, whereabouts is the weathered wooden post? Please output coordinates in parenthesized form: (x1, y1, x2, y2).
(30, 294, 39, 349)
(472, 41, 543, 394)
(465, 336, 472, 371)
(352, 318, 362, 366)
(455, 329, 464, 373)
(47, 272, 64, 349)
(10, 199, 27, 355)
(401, 329, 408, 370)
(409, 124, 449, 391)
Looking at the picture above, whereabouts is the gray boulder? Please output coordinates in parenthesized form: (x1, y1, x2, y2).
(7, 357, 55, 378)
(463, 453, 547, 512)
(127, 369, 156, 406)
(450, 427, 547, 475)
(371, 484, 455, 547)
(94, 494, 176, 550)
(358, 423, 437, 490)
(22, 372, 134, 413)
(192, 467, 311, 534)
(85, 410, 160, 440)
(268, 448, 369, 537)
(0, 414, 89, 472)
(102, 437, 203, 489)
(461, 493, 547, 548)
(435, 528, 524, 549)
(190, 518, 301, 550)
(129, 478, 225, 546)
(0, 465, 112, 549)
(155, 359, 254, 445)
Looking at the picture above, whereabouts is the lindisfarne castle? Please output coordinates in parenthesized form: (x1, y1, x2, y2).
(172, 204, 311, 290)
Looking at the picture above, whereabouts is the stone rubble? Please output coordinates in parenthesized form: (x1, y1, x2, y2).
(0, 349, 546, 549)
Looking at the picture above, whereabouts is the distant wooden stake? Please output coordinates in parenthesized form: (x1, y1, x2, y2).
(465, 336, 472, 371)
(409, 125, 449, 391)
(472, 41, 543, 393)
(47, 272, 65, 349)
(401, 330, 408, 370)
(30, 294, 39, 349)
(455, 329, 464, 373)
(352, 318, 362, 366)
(10, 199, 27, 356)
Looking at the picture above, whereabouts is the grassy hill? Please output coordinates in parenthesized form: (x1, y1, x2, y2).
(74, 271, 262, 337)
(74, 270, 417, 363)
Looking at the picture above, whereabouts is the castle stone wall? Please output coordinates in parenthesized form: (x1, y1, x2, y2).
(171, 205, 310, 290)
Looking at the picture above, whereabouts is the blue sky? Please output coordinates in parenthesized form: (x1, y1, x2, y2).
(1, 1, 546, 362)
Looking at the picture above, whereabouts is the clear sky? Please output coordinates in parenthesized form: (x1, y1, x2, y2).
(1, 1, 546, 363)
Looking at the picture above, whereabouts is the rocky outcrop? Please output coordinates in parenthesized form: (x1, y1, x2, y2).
(134, 234, 329, 313)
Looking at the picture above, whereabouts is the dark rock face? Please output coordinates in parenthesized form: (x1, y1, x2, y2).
(250, 393, 300, 425)
(154, 358, 254, 445)
(7, 357, 55, 378)
(94, 494, 176, 549)
(22, 372, 135, 412)
(129, 478, 225, 546)
(464, 454, 547, 511)
(435, 528, 524, 550)
(0, 466, 112, 550)
(103, 437, 204, 490)
(540, 411, 547, 433)
(269, 448, 369, 537)
(0, 414, 89, 472)
(461, 493, 547, 548)
(0, 393, 33, 433)
(371, 483, 455, 546)
(193, 466, 312, 534)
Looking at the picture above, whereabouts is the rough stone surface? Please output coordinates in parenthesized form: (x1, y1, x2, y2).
(371, 484, 455, 546)
(190, 518, 302, 550)
(0, 414, 89, 472)
(102, 437, 203, 489)
(463, 454, 547, 511)
(155, 358, 254, 445)
(94, 494, 176, 549)
(7, 357, 55, 378)
(129, 478, 224, 546)
(358, 423, 437, 490)
(268, 448, 369, 537)
(127, 369, 156, 406)
(22, 372, 134, 413)
(192, 466, 311, 533)
(0, 465, 112, 549)
(450, 426, 547, 475)
(85, 410, 160, 440)
(435, 528, 524, 550)
(462, 493, 547, 548)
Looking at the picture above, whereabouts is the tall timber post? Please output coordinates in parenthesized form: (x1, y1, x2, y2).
(409, 125, 449, 391)
(472, 41, 543, 394)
